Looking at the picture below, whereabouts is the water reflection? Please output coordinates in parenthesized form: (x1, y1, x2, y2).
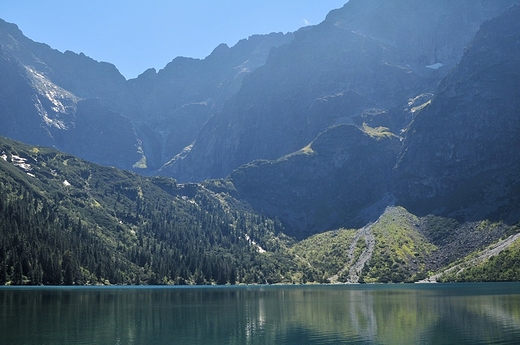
(1, 284, 519, 344)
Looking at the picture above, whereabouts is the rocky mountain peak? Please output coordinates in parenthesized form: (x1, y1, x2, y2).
(326, 0, 519, 70)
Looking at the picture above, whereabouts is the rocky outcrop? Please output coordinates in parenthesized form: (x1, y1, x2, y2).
(0, 44, 78, 147)
(224, 124, 401, 238)
(0, 19, 139, 169)
(0, 19, 127, 110)
(59, 99, 143, 169)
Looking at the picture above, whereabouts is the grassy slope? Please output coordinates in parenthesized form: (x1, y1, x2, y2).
(361, 207, 436, 283)
(292, 207, 520, 283)
(291, 207, 437, 283)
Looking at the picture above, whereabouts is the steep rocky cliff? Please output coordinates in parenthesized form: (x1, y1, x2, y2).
(126, 33, 293, 169)
(327, 0, 517, 70)
(203, 3, 520, 239)
(0, 18, 140, 169)
(0, 19, 127, 109)
(394, 4, 520, 222)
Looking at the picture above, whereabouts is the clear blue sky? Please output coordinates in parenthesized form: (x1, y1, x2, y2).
(0, 1, 348, 79)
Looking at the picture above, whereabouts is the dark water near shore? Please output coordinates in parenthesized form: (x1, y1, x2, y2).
(1, 283, 519, 344)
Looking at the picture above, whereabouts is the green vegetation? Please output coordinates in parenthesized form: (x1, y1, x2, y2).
(287, 207, 443, 284)
(361, 123, 398, 140)
(360, 207, 436, 283)
(1, 135, 518, 285)
(0, 137, 298, 285)
(291, 229, 357, 282)
(439, 233, 520, 282)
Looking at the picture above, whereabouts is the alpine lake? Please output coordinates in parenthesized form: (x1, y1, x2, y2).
(1, 283, 519, 344)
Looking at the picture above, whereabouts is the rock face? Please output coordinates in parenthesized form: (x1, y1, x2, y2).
(0, 20, 128, 107)
(327, 0, 517, 70)
(124, 33, 294, 169)
(207, 3, 520, 237)
(1, 1, 518, 181)
(60, 99, 143, 168)
(162, 0, 518, 182)
(0, 18, 138, 168)
(394, 4, 520, 221)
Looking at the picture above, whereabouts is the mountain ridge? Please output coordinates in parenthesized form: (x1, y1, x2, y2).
(0, 18, 294, 172)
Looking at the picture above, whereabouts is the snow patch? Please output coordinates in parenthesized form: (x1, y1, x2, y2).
(24, 66, 79, 130)
(245, 234, 267, 253)
(161, 142, 195, 170)
(63, 180, 71, 187)
(11, 155, 32, 172)
(426, 63, 444, 70)
(1, 152, 38, 177)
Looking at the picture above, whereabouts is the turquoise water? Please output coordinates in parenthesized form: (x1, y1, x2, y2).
(1, 283, 519, 344)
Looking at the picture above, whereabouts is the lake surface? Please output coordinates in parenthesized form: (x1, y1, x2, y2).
(1, 283, 519, 344)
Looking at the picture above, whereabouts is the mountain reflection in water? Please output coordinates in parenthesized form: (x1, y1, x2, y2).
(1, 283, 519, 345)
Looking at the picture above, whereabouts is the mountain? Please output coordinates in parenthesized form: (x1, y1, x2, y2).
(0, 19, 127, 108)
(207, 3, 520, 281)
(219, 3, 520, 240)
(1, 1, 520, 285)
(124, 33, 294, 170)
(0, 18, 292, 172)
(162, 0, 519, 182)
(394, 4, 520, 222)
(0, 18, 140, 168)
(0, 1, 517, 181)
